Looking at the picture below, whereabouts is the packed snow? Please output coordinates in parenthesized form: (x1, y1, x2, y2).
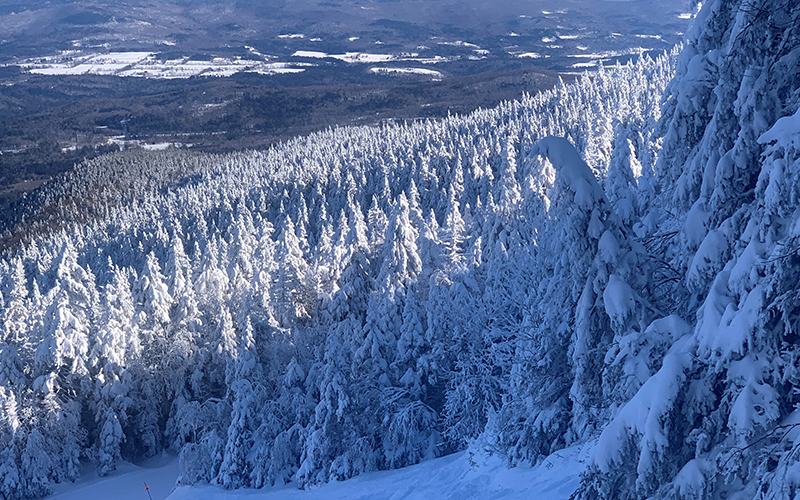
(47, 455, 179, 500)
(45, 445, 592, 500)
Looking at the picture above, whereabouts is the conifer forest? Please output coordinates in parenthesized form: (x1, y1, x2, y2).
(1, 0, 800, 498)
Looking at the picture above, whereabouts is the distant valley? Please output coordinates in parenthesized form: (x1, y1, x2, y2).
(0, 0, 692, 74)
(0, 0, 692, 208)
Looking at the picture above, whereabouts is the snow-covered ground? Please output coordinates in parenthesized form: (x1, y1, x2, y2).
(46, 444, 591, 500)
(292, 51, 397, 63)
(11, 47, 462, 80)
(369, 67, 444, 80)
(47, 455, 179, 500)
(14, 52, 312, 79)
(515, 52, 546, 59)
(565, 48, 649, 60)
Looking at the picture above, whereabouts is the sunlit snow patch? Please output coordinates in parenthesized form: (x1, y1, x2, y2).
(141, 143, 173, 151)
(291, 50, 329, 59)
(403, 55, 458, 64)
(369, 67, 443, 80)
(333, 52, 394, 62)
(292, 50, 396, 63)
(245, 45, 269, 59)
(516, 52, 546, 59)
(291, 51, 456, 65)
(14, 51, 309, 79)
(249, 66, 307, 75)
(22, 52, 154, 75)
(438, 41, 481, 48)
(567, 48, 648, 60)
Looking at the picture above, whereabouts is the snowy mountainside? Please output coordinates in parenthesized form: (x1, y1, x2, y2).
(0, 51, 674, 499)
(1, 0, 800, 499)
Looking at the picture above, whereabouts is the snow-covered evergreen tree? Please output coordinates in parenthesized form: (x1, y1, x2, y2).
(91, 263, 136, 476)
(217, 317, 261, 489)
(0, 41, 706, 497)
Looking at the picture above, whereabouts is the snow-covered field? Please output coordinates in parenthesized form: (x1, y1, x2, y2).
(15, 52, 312, 79)
(4, 29, 675, 80)
(515, 52, 546, 59)
(47, 444, 591, 500)
(565, 48, 650, 59)
(369, 67, 444, 80)
(292, 51, 397, 63)
(6, 47, 469, 80)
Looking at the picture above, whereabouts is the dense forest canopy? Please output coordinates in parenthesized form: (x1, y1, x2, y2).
(0, 1, 799, 499)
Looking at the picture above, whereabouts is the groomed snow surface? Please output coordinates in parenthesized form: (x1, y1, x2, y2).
(47, 455, 179, 500)
(47, 444, 591, 500)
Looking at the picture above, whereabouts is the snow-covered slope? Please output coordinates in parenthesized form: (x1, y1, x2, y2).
(170, 444, 588, 500)
(47, 444, 591, 500)
(47, 455, 178, 500)
(172, 445, 587, 500)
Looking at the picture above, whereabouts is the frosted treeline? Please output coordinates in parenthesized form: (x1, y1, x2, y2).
(1, 1, 799, 499)
(0, 54, 672, 496)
